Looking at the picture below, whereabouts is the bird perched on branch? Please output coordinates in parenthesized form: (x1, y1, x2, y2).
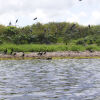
(30, 29, 32, 33)
(88, 24, 91, 28)
(44, 28, 47, 33)
(70, 24, 76, 30)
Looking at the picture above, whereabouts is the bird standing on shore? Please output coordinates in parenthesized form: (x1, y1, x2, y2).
(13, 53, 16, 56)
(44, 51, 46, 55)
(22, 52, 25, 58)
(10, 48, 14, 55)
(46, 57, 52, 60)
(37, 52, 43, 56)
(4, 48, 7, 54)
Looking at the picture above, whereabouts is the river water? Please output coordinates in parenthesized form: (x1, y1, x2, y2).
(0, 59, 100, 100)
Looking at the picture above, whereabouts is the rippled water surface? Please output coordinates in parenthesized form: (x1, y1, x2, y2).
(0, 59, 100, 100)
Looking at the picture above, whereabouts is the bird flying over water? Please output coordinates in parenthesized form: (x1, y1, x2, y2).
(79, 0, 82, 1)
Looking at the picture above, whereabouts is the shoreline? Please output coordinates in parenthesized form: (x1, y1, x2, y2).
(1, 51, 100, 60)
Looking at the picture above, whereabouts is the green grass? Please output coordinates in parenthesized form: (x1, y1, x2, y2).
(0, 43, 100, 52)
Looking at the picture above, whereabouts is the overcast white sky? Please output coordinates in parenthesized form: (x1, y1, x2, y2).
(0, 0, 100, 26)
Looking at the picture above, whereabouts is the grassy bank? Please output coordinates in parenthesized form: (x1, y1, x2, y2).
(0, 43, 100, 52)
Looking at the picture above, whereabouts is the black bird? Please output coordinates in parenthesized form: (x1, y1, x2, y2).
(88, 24, 91, 28)
(79, 0, 82, 1)
(9, 22, 12, 26)
(37, 52, 43, 56)
(22, 52, 25, 58)
(33, 17, 37, 20)
(44, 28, 47, 33)
(4, 48, 7, 54)
(10, 48, 14, 55)
(10, 51, 13, 55)
(89, 49, 93, 53)
(46, 57, 52, 60)
(70, 24, 76, 30)
(30, 29, 32, 33)
(44, 51, 46, 55)
(13, 53, 16, 56)
(11, 48, 14, 52)
(16, 19, 18, 23)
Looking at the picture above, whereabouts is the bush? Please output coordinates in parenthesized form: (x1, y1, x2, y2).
(0, 40, 3, 44)
(76, 40, 85, 45)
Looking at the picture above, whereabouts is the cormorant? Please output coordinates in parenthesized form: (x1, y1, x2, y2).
(16, 19, 18, 23)
(10, 51, 13, 55)
(70, 24, 76, 30)
(46, 57, 52, 60)
(10, 48, 14, 55)
(88, 24, 91, 28)
(9, 22, 12, 26)
(22, 52, 25, 57)
(37, 52, 43, 56)
(44, 28, 47, 33)
(33, 17, 37, 20)
(13, 53, 16, 56)
(4, 48, 7, 54)
(44, 51, 46, 55)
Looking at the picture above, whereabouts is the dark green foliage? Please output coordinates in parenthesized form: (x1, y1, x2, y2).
(96, 39, 100, 46)
(0, 22, 100, 45)
(76, 39, 85, 45)
(4, 26, 19, 36)
(0, 40, 3, 44)
(86, 47, 93, 51)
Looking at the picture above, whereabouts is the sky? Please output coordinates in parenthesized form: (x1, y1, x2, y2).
(0, 0, 100, 26)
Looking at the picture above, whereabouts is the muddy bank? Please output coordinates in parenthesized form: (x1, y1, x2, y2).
(0, 51, 100, 60)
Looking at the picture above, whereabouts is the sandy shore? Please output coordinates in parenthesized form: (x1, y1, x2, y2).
(1, 51, 100, 59)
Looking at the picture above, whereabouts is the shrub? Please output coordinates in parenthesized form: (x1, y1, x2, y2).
(76, 40, 85, 45)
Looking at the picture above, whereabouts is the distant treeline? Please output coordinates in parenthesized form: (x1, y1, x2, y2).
(0, 22, 100, 45)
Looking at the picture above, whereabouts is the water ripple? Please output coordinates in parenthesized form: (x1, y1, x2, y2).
(0, 59, 100, 100)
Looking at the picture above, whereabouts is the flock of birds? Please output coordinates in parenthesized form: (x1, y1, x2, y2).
(8, 0, 91, 30)
(5, 0, 93, 59)
(3, 48, 51, 59)
(9, 17, 37, 26)
(3, 48, 25, 58)
(3, 48, 53, 60)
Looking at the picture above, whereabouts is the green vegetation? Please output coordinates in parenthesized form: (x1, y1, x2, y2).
(0, 22, 100, 52)
(0, 43, 100, 52)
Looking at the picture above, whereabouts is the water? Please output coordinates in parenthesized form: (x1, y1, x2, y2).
(0, 59, 100, 100)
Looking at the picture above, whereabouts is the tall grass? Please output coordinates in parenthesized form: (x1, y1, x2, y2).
(0, 43, 100, 52)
